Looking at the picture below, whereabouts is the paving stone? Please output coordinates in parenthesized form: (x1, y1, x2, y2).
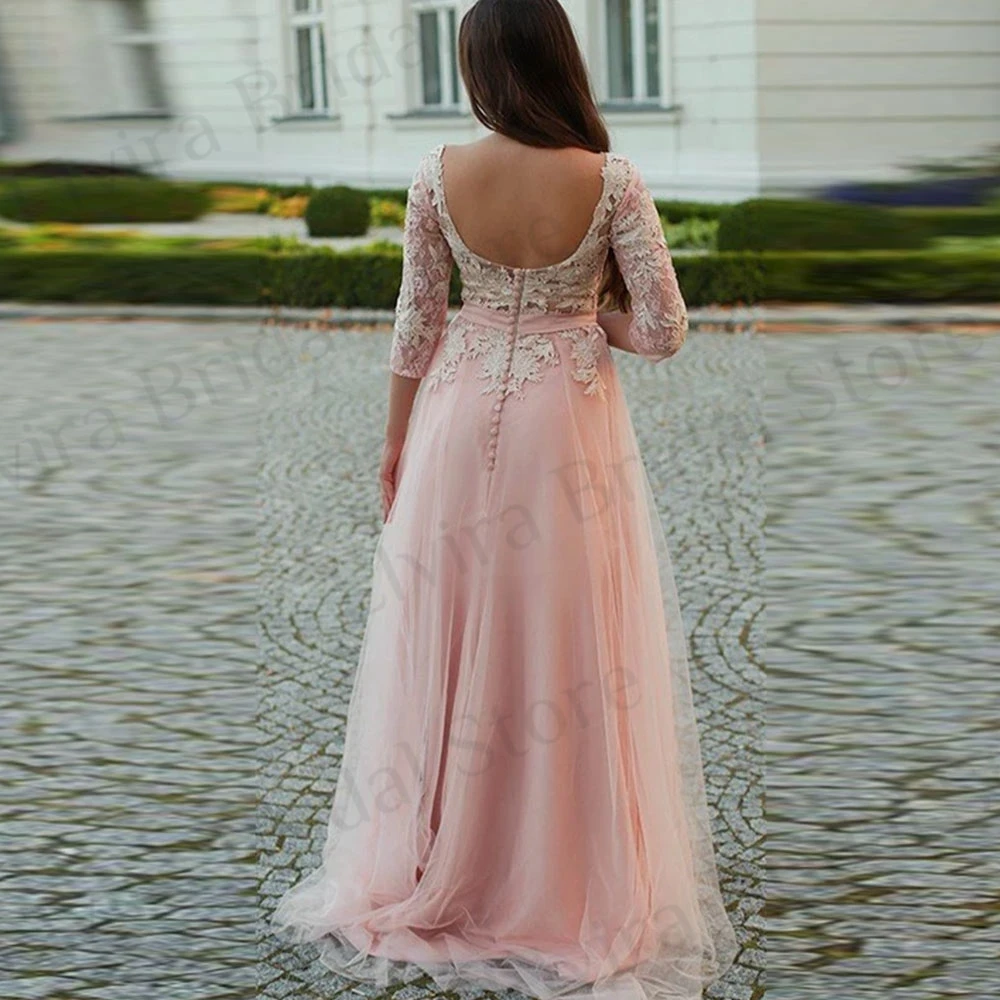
(0, 320, 260, 1000)
(765, 332, 1000, 1000)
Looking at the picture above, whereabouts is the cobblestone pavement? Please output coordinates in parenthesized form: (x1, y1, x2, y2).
(765, 332, 1000, 999)
(0, 321, 261, 999)
(0, 319, 763, 1000)
(10, 318, 995, 1000)
(257, 329, 766, 1000)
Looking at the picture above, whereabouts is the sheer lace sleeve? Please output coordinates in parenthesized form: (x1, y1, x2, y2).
(609, 163, 688, 362)
(388, 152, 455, 379)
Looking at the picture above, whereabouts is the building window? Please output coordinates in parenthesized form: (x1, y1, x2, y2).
(606, 0, 662, 103)
(413, 2, 460, 109)
(89, 0, 169, 114)
(289, 0, 329, 114)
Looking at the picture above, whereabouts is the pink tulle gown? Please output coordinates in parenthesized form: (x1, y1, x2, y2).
(271, 142, 738, 1000)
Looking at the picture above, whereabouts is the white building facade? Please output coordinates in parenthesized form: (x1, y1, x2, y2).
(0, 0, 997, 200)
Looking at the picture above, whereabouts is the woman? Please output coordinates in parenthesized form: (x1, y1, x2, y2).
(271, 1, 738, 998)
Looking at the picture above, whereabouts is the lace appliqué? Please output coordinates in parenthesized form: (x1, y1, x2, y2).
(425, 323, 607, 400)
(426, 324, 559, 399)
(559, 328, 607, 398)
(392, 143, 686, 386)
(489, 336, 558, 399)
(388, 152, 455, 379)
(423, 325, 467, 391)
(425, 144, 636, 316)
(608, 170, 688, 361)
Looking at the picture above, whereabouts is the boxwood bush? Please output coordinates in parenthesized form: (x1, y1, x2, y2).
(718, 198, 929, 252)
(304, 186, 371, 237)
(0, 177, 210, 223)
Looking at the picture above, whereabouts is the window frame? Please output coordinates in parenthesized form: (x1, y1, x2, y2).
(411, 0, 462, 111)
(91, 0, 170, 115)
(288, 0, 331, 116)
(603, 0, 668, 107)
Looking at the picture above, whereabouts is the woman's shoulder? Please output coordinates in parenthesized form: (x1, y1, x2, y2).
(414, 142, 445, 176)
(604, 151, 642, 207)
(606, 149, 639, 177)
(405, 144, 446, 198)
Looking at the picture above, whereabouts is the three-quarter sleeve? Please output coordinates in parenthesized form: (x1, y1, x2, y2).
(608, 163, 688, 362)
(388, 152, 455, 379)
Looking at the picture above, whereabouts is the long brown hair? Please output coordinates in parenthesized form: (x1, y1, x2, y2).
(457, 0, 628, 312)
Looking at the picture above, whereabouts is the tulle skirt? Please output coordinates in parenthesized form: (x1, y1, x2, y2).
(271, 316, 737, 1000)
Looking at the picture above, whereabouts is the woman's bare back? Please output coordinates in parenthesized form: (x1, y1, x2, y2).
(439, 135, 607, 270)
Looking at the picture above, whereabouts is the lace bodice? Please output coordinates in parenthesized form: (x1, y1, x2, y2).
(389, 142, 688, 382)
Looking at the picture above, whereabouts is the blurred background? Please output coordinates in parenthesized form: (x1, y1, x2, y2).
(1, 0, 998, 192)
(0, 4, 997, 1000)
(0, 0, 997, 305)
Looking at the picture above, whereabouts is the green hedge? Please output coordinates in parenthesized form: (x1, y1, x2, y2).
(0, 177, 210, 223)
(758, 249, 1000, 303)
(0, 243, 460, 308)
(718, 198, 928, 252)
(0, 245, 751, 308)
(0, 250, 266, 304)
(894, 207, 1000, 240)
(655, 200, 731, 223)
(262, 243, 425, 307)
(0, 160, 150, 179)
(1, 245, 996, 306)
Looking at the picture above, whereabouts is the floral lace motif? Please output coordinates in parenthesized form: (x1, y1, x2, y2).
(388, 154, 454, 379)
(388, 143, 688, 385)
(425, 144, 634, 318)
(425, 321, 607, 400)
(480, 334, 558, 399)
(559, 328, 607, 398)
(425, 322, 560, 399)
(608, 170, 688, 361)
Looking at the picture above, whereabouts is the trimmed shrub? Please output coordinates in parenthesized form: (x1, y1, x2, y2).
(894, 207, 1000, 241)
(0, 160, 150, 179)
(304, 186, 371, 237)
(0, 177, 210, 223)
(717, 199, 928, 252)
(0, 250, 266, 304)
(268, 241, 464, 308)
(655, 200, 731, 223)
(758, 250, 1000, 303)
(263, 243, 406, 308)
(1, 242, 995, 307)
(673, 253, 763, 305)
